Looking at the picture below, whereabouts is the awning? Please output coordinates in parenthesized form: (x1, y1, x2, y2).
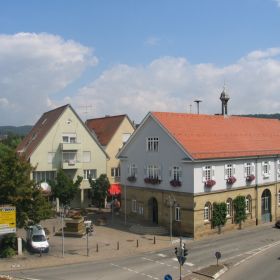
(108, 183, 121, 196)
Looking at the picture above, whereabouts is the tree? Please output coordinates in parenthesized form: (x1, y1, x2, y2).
(212, 202, 227, 234)
(0, 144, 52, 227)
(233, 195, 247, 229)
(1, 133, 24, 150)
(89, 174, 110, 208)
(49, 169, 82, 207)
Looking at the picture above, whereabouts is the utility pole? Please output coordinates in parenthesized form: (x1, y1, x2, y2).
(174, 236, 188, 280)
(60, 209, 65, 258)
(168, 195, 176, 242)
(194, 100, 202, 114)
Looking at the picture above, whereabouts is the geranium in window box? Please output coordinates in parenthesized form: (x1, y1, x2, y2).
(226, 176, 236, 185)
(144, 177, 161, 185)
(246, 174, 255, 182)
(170, 179, 182, 187)
(127, 175, 136, 182)
(205, 179, 216, 188)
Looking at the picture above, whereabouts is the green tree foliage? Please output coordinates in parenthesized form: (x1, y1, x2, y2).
(49, 169, 82, 206)
(233, 195, 247, 229)
(0, 144, 52, 227)
(1, 133, 24, 150)
(212, 202, 227, 233)
(90, 174, 110, 208)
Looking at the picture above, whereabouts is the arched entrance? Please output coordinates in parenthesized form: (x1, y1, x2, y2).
(148, 197, 158, 224)
(261, 189, 271, 223)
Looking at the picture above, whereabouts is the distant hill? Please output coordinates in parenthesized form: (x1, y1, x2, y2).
(0, 125, 33, 136)
(240, 114, 280, 120)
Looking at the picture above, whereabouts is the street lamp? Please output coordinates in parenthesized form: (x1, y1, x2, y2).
(60, 207, 65, 258)
(167, 195, 176, 242)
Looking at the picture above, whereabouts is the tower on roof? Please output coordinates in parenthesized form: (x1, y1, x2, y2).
(220, 87, 230, 115)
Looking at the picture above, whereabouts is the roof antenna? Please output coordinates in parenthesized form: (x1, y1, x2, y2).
(189, 104, 192, 113)
(194, 100, 202, 114)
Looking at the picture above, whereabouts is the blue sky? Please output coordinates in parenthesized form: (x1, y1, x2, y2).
(1, 0, 280, 125)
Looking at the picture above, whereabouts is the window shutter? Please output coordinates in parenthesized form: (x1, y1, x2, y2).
(178, 167, 182, 179)
(268, 161, 271, 174)
(169, 167, 172, 179)
(252, 162, 255, 175)
(135, 165, 138, 178)
(244, 163, 247, 178)
(261, 162, 264, 176)
(144, 165, 147, 177)
(128, 164, 131, 176)
(233, 164, 236, 175)
(202, 166, 206, 182)
(224, 164, 228, 180)
(158, 164, 162, 180)
(278, 160, 280, 175)
(145, 138, 148, 151)
(211, 166, 215, 180)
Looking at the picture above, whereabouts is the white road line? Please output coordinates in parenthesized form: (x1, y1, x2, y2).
(157, 253, 167, 257)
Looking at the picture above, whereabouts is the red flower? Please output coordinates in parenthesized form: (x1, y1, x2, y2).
(246, 174, 255, 182)
(226, 176, 236, 184)
(205, 179, 216, 188)
(144, 177, 161, 185)
(170, 179, 182, 187)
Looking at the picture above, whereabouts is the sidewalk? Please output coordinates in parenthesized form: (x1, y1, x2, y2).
(0, 211, 173, 273)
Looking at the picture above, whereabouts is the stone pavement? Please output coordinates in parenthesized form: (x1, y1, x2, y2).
(0, 210, 227, 279)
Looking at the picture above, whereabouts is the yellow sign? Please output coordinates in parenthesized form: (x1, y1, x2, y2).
(0, 206, 16, 234)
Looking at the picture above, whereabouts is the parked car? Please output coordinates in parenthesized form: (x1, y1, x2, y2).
(26, 224, 49, 253)
(275, 220, 280, 228)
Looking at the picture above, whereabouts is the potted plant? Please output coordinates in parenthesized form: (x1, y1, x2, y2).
(144, 177, 161, 185)
(246, 174, 255, 182)
(226, 176, 236, 185)
(205, 179, 216, 188)
(127, 175, 136, 182)
(170, 179, 182, 187)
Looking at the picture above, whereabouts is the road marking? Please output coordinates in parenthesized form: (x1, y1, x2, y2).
(157, 253, 167, 257)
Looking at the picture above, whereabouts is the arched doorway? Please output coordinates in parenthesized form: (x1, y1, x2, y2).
(261, 189, 271, 223)
(148, 197, 158, 224)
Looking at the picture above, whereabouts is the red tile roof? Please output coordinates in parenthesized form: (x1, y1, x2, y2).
(86, 115, 133, 146)
(17, 105, 68, 160)
(152, 112, 280, 160)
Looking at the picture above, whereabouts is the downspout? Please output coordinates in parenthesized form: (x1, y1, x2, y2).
(255, 157, 259, 225)
(275, 156, 278, 222)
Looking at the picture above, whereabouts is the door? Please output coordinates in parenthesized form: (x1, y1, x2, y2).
(261, 189, 271, 223)
(149, 197, 158, 224)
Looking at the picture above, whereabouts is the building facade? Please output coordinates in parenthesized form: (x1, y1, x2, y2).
(118, 112, 280, 239)
(17, 104, 108, 208)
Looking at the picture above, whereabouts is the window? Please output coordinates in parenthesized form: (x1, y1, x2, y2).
(83, 151, 91, 163)
(170, 166, 182, 181)
(33, 171, 56, 183)
(246, 195, 251, 213)
(128, 164, 137, 177)
(244, 162, 255, 177)
(62, 152, 77, 163)
(225, 164, 235, 179)
(262, 161, 271, 178)
(175, 206, 181, 221)
(48, 152, 55, 164)
(62, 133, 77, 143)
(122, 133, 131, 145)
(204, 202, 212, 221)
(278, 191, 280, 206)
(83, 169, 97, 180)
(138, 203, 144, 215)
(146, 165, 161, 179)
(111, 167, 120, 177)
(226, 198, 232, 217)
(202, 166, 215, 182)
(146, 137, 159, 152)
(277, 160, 280, 177)
(132, 199, 137, 213)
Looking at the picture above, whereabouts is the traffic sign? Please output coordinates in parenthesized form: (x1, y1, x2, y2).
(164, 274, 172, 280)
(177, 255, 186, 266)
(215, 251, 221, 259)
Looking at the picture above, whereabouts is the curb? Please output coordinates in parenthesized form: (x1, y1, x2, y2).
(192, 264, 228, 279)
(212, 265, 228, 279)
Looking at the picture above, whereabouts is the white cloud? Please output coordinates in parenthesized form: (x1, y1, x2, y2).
(0, 32, 96, 125)
(274, 0, 280, 7)
(145, 36, 160, 46)
(70, 50, 280, 123)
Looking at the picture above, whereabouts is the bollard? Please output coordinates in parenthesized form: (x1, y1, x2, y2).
(53, 226, 55, 233)
(117, 241, 119, 250)
(153, 236, 156, 244)
(96, 243, 99, 252)
(136, 239, 139, 248)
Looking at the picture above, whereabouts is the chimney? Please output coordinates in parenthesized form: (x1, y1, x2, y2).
(220, 88, 230, 115)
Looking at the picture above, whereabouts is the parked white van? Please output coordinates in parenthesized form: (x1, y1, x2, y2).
(26, 225, 49, 253)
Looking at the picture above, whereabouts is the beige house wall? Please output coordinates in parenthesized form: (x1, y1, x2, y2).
(122, 183, 280, 240)
(105, 118, 135, 184)
(30, 106, 107, 207)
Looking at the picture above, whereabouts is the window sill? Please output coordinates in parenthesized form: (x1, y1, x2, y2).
(204, 220, 211, 225)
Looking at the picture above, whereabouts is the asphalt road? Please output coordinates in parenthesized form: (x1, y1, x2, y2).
(11, 224, 280, 280)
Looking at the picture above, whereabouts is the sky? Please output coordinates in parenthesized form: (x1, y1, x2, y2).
(1, 0, 280, 125)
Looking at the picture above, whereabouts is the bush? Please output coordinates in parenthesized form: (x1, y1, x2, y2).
(0, 247, 16, 258)
(1, 233, 17, 250)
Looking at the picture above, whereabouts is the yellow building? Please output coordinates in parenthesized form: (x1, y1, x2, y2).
(17, 104, 108, 208)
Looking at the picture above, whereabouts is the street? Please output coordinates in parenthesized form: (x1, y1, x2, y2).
(9, 224, 280, 280)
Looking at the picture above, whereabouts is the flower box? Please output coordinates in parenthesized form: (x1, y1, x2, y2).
(246, 174, 255, 182)
(170, 179, 182, 187)
(127, 176, 136, 182)
(144, 177, 161, 185)
(205, 179, 216, 188)
(226, 176, 236, 185)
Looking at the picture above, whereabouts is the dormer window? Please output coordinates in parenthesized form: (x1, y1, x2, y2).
(146, 137, 159, 152)
(62, 133, 77, 143)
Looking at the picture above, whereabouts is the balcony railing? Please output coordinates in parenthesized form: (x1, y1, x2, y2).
(60, 142, 80, 151)
(62, 160, 82, 169)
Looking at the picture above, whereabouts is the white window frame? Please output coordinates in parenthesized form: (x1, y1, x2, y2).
(202, 165, 215, 182)
(62, 133, 77, 143)
(146, 165, 161, 180)
(138, 203, 144, 215)
(224, 164, 235, 179)
(226, 199, 232, 217)
(245, 196, 251, 213)
(122, 133, 131, 145)
(175, 206, 181, 221)
(277, 160, 280, 177)
(278, 191, 280, 206)
(146, 137, 159, 152)
(111, 167, 121, 177)
(128, 163, 138, 177)
(83, 169, 97, 180)
(33, 171, 56, 183)
(170, 166, 182, 181)
(204, 202, 211, 222)
(244, 162, 255, 177)
(83, 151, 91, 163)
(132, 199, 137, 213)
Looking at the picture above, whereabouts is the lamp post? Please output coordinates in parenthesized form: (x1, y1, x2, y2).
(60, 208, 65, 258)
(168, 195, 176, 242)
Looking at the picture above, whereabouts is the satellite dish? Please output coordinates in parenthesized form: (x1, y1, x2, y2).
(40, 182, 51, 195)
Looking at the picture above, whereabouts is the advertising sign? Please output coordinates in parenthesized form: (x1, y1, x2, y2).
(0, 205, 16, 234)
